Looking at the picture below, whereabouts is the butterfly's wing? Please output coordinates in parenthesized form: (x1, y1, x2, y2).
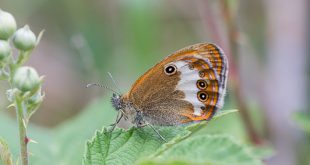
(124, 43, 228, 125)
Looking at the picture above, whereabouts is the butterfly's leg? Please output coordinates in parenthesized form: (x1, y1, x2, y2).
(109, 112, 123, 132)
(145, 122, 167, 142)
(134, 111, 166, 142)
(119, 109, 128, 120)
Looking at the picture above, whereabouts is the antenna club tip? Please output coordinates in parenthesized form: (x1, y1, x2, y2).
(86, 83, 98, 88)
(86, 83, 92, 88)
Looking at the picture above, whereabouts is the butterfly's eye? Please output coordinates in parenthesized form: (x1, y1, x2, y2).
(197, 91, 208, 102)
(196, 79, 208, 89)
(164, 64, 177, 75)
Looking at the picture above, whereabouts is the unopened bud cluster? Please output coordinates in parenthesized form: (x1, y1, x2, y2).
(0, 9, 44, 165)
(0, 9, 42, 88)
(0, 9, 38, 66)
(0, 9, 44, 122)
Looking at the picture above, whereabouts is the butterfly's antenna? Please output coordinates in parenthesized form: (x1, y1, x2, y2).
(107, 72, 121, 94)
(86, 83, 121, 95)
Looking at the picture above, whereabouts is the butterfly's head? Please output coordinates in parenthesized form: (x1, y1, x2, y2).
(111, 93, 122, 111)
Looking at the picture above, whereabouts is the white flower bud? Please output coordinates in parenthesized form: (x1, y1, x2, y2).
(0, 40, 11, 61)
(13, 66, 40, 92)
(0, 9, 17, 40)
(13, 25, 36, 51)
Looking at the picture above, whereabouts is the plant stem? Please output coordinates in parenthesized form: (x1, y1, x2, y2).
(219, 0, 262, 144)
(15, 98, 28, 165)
(16, 51, 30, 66)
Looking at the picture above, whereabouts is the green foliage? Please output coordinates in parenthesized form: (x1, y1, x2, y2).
(0, 98, 116, 165)
(293, 112, 310, 134)
(140, 135, 262, 165)
(247, 145, 274, 160)
(83, 126, 190, 165)
(83, 109, 263, 165)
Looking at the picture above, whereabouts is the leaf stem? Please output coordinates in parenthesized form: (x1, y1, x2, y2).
(15, 97, 28, 165)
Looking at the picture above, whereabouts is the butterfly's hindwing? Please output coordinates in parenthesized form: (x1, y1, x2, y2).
(172, 55, 220, 120)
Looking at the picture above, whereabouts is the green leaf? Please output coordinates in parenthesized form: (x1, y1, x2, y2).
(139, 135, 263, 165)
(83, 110, 239, 165)
(84, 126, 191, 165)
(247, 145, 274, 160)
(293, 112, 310, 134)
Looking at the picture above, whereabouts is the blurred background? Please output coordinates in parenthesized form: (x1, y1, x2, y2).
(0, 0, 309, 165)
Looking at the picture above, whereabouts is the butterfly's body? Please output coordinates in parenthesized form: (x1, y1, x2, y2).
(112, 43, 228, 127)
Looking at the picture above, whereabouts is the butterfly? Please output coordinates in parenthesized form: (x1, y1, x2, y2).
(110, 43, 228, 132)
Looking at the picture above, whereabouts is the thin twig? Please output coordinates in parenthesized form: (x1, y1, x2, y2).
(219, 0, 262, 144)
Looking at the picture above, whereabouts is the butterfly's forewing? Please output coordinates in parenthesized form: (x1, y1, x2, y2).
(123, 43, 228, 125)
